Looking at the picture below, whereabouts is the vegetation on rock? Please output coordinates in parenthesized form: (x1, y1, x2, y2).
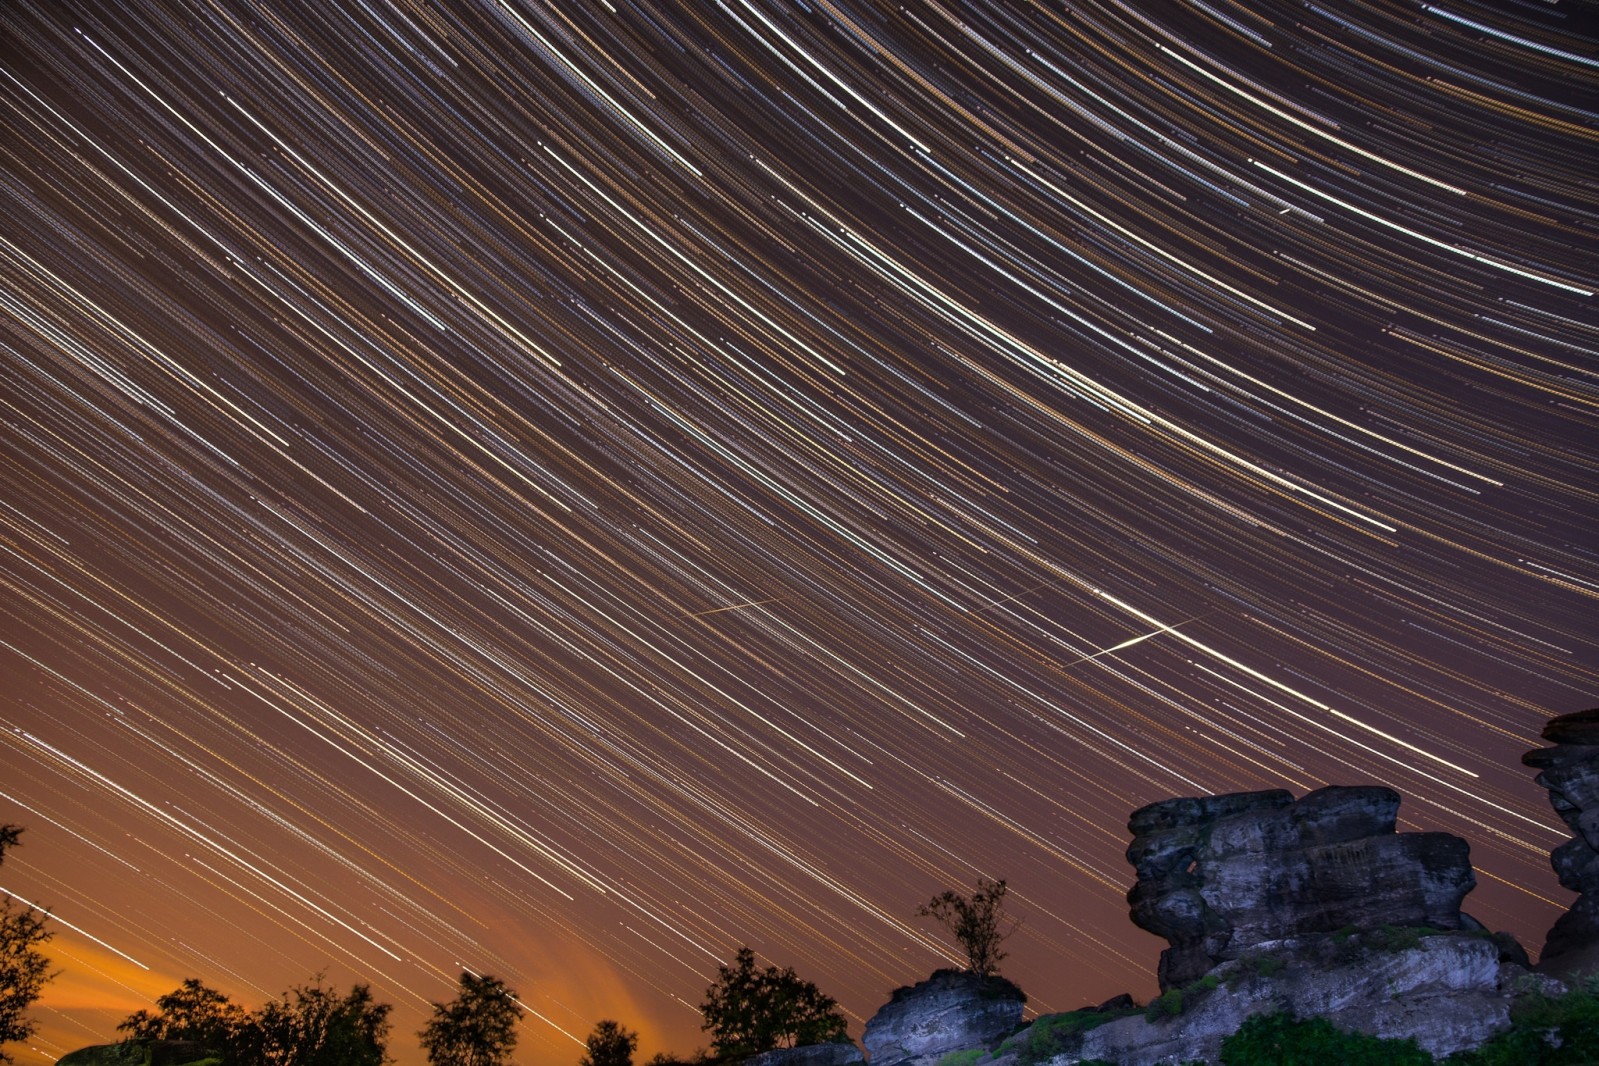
(1000, 1007, 1131, 1066)
(1446, 977, 1599, 1064)
(1218, 1012, 1432, 1065)
(916, 878, 1017, 980)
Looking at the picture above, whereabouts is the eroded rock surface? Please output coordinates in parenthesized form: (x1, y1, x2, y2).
(1126, 786, 1476, 989)
(1525, 707, 1599, 980)
(862, 969, 1024, 1066)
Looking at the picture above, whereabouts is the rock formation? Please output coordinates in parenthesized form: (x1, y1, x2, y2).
(1524, 707, 1599, 980)
(1125, 785, 1478, 989)
(862, 969, 1024, 1066)
(1006, 931, 1546, 1064)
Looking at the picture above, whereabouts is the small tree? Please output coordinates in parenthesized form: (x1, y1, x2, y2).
(580, 1019, 638, 1066)
(419, 972, 522, 1066)
(0, 825, 53, 1066)
(118, 977, 246, 1048)
(917, 877, 1017, 979)
(700, 947, 847, 1057)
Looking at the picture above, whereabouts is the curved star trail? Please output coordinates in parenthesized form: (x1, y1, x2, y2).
(1, 1, 1595, 1062)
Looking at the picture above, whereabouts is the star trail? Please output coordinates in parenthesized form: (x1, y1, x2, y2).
(0, 1, 1595, 1063)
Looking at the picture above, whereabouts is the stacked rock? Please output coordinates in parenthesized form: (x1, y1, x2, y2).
(1524, 708, 1599, 980)
(1125, 785, 1477, 989)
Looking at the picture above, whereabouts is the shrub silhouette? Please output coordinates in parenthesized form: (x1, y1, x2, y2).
(0, 825, 52, 1066)
(118, 978, 246, 1050)
(419, 972, 522, 1066)
(234, 979, 391, 1066)
(581, 1019, 639, 1066)
(917, 878, 1017, 979)
(699, 947, 847, 1056)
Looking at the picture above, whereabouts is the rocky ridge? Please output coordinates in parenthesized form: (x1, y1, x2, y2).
(855, 771, 1572, 1065)
(1005, 930, 1544, 1064)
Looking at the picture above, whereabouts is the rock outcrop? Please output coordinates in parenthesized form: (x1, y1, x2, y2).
(1008, 931, 1553, 1065)
(862, 969, 1024, 1066)
(1524, 707, 1599, 980)
(1126, 785, 1477, 988)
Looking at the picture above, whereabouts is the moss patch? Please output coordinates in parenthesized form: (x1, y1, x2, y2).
(1007, 1007, 1136, 1066)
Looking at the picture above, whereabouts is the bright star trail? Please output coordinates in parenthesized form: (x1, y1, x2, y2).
(0, 2, 1595, 1063)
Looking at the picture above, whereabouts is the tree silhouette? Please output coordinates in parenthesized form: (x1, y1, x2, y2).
(0, 825, 53, 1066)
(917, 877, 1017, 979)
(699, 947, 847, 1057)
(231, 978, 392, 1066)
(419, 972, 522, 1066)
(118, 977, 246, 1049)
(580, 1019, 638, 1066)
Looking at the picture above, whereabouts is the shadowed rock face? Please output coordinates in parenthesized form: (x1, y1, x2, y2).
(743, 1042, 864, 1066)
(1126, 786, 1476, 989)
(57, 1041, 214, 1066)
(862, 969, 1024, 1066)
(1524, 707, 1599, 980)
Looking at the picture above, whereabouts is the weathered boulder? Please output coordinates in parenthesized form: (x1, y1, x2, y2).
(1126, 786, 1477, 988)
(1524, 707, 1599, 980)
(743, 1042, 864, 1066)
(1014, 932, 1557, 1065)
(862, 969, 1024, 1066)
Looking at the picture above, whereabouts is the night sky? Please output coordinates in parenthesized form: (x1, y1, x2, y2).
(1, 1, 1596, 1063)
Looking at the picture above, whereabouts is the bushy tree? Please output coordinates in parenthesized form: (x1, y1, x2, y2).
(118, 977, 246, 1048)
(580, 1019, 638, 1066)
(231, 979, 391, 1066)
(917, 877, 1017, 979)
(0, 825, 53, 1066)
(419, 972, 522, 1066)
(699, 947, 847, 1057)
